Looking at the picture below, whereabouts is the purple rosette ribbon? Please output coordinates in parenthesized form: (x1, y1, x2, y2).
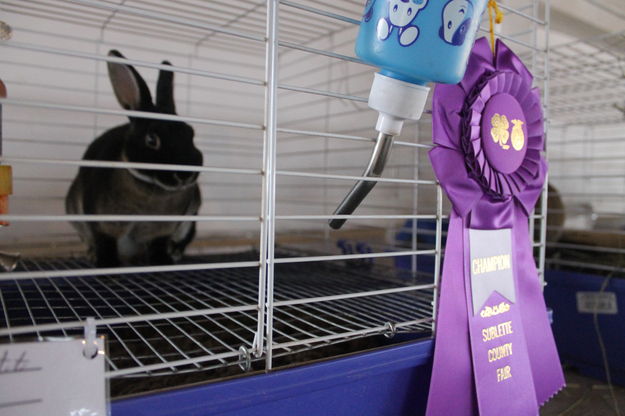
(426, 38, 565, 415)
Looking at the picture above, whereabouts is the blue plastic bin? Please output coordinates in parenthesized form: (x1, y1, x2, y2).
(544, 269, 625, 385)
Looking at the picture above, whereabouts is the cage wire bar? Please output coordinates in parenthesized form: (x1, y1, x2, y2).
(537, 0, 550, 287)
(262, 0, 279, 369)
(549, 30, 625, 127)
(0, 0, 550, 389)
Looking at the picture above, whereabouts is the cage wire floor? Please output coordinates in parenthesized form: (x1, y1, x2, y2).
(0, 251, 434, 396)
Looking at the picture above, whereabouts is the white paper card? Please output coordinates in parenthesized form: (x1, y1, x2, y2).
(0, 337, 107, 416)
(576, 291, 618, 315)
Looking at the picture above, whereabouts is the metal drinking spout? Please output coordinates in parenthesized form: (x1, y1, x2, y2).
(329, 132, 394, 229)
(328, 73, 429, 230)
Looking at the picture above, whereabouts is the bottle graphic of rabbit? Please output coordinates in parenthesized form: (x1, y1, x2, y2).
(66, 50, 203, 267)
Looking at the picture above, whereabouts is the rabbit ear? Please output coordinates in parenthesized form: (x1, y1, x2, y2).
(107, 50, 153, 113)
(156, 60, 176, 115)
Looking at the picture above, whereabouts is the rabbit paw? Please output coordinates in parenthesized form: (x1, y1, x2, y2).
(149, 254, 175, 266)
(92, 233, 120, 268)
(148, 237, 176, 265)
(95, 256, 121, 268)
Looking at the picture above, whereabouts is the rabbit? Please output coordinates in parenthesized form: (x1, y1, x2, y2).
(66, 50, 203, 267)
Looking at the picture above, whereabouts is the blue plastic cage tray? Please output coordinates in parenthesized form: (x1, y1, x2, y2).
(113, 338, 434, 416)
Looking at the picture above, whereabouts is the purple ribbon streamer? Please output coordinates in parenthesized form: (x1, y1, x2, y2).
(513, 209, 566, 405)
(425, 38, 565, 415)
(426, 213, 476, 415)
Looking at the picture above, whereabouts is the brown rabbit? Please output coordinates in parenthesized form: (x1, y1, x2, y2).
(66, 50, 203, 267)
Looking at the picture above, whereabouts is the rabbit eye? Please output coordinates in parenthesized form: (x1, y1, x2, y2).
(145, 133, 161, 150)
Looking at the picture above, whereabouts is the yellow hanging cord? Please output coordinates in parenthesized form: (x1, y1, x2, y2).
(487, 0, 504, 54)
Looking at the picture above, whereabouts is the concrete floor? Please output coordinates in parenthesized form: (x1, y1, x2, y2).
(541, 367, 625, 416)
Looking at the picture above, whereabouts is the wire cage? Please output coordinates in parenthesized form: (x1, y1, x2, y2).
(547, 29, 625, 276)
(0, 0, 549, 399)
(542, 23, 625, 392)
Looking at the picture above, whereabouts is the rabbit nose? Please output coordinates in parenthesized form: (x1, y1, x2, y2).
(174, 171, 197, 184)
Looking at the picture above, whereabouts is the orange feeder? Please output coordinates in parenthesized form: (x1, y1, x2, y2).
(0, 78, 10, 226)
(0, 165, 11, 227)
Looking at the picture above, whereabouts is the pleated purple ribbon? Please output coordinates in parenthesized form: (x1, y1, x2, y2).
(425, 38, 565, 415)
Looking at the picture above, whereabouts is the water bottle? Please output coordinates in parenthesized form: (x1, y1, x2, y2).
(330, 0, 488, 229)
